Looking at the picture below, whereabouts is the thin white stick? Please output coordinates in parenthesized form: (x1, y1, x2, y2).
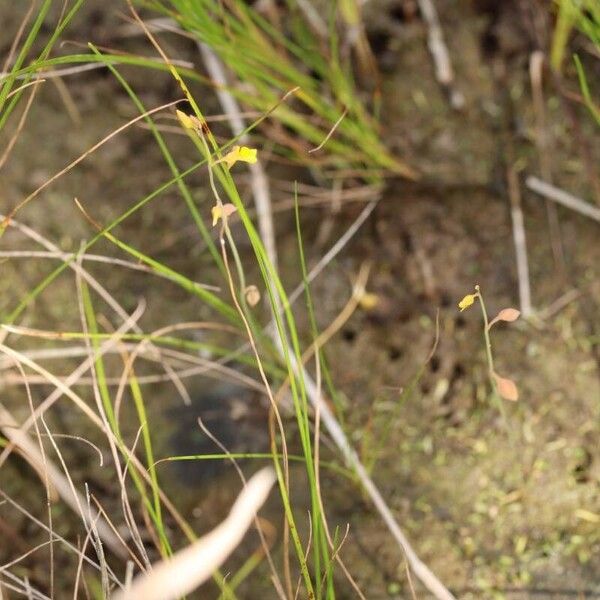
(507, 168, 533, 318)
(0, 250, 219, 290)
(286, 199, 378, 307)
(526, 176, 600, 223)
(416, 0, 464, 109)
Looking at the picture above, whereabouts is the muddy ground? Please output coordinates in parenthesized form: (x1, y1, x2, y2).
(1, 0, 600, 598)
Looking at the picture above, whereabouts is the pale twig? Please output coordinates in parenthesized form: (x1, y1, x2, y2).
(537, 288, 582, 321)
(308, 108, 348, 154)
(1, 367, 252, 388)
(0, 571, 47, 600)
(6, 78, 46, 99)
(117, 426, 152, 570)
(0, 341, 265, 393)
(286, 199, 378, 308)
(0, 540, 55, 571)
(38, 433, 104, 467)
(295, 0, 328, 37)
(417, 0, 464, 109)
(0, 302, 146, 469)
(83, 485, 110, 598)
(113, 468, 276, 600)
(0, 249, 219, 290)
(51, 76, 81, 125)
(526, 176, 600, 223)
(507, 166, 533, 318)
(20, 357, 55, 597)
(2, 217, 149, 328)
(117, 16, 196, 39)
(0, 343, 197, 550)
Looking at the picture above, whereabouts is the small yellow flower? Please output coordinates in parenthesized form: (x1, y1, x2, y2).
(458, 293, 477, 312)
(211, 203, 237, 227)
(222, 146, 258, 169)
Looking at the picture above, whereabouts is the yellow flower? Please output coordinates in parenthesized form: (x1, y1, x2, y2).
(211, 203, 237, 227)
(222, 146, 258, 169)
(458, 293, 477, 312)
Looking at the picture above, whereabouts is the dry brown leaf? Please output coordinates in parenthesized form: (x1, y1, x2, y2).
(493, 373, 519, 401)
(488, 307, 521, 329)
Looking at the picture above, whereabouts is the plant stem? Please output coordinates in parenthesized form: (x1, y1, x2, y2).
(475, 285, 507, 426)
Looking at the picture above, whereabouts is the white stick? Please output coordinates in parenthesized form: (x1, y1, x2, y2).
(526, 176, 600, 223)
(507, 168, 533, 318)
(417, 0, 464, 109)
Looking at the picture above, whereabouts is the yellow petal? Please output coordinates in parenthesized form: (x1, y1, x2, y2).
(458, 293, 477, 312)
(238, 146, 257, 164)
(222, 146, 258, 169)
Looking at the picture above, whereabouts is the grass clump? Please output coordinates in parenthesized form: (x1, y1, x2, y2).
(145, 0, 416, 181)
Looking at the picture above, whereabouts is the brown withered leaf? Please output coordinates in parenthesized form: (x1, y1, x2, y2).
(488, 307, 521, 329)
(493, 373, 519, 401)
